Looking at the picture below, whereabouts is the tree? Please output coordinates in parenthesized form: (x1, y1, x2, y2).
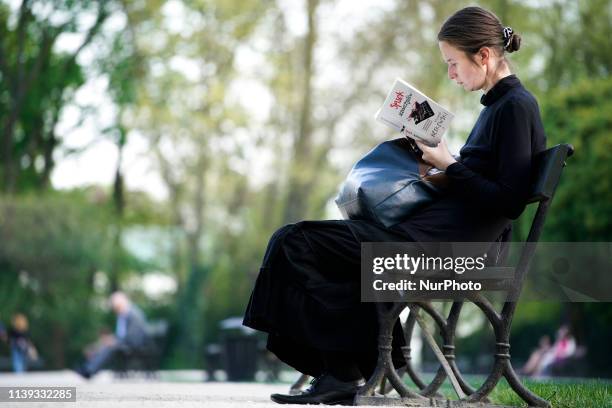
(0, 0, 113, 192)
(123, 0, 272, 366)
(539, 77, 612, 241)
(0, 192, 112, 367)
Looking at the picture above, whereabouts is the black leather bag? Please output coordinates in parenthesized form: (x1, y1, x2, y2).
(335, 137, 445, 227)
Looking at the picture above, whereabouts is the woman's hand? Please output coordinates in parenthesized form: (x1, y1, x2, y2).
(415, 138, 457, 171)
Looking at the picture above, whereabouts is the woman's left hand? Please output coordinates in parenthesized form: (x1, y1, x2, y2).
(415, 138, 457, 171)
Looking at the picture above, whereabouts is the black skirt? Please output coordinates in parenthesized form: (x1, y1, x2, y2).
(243, 195, 511, 378)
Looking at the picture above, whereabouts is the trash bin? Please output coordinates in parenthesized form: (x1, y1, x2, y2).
(219, 316, 259, 381)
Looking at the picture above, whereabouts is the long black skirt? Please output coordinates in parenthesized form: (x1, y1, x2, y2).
(242, 219, 415, 378)
(243, 197, 511, 378)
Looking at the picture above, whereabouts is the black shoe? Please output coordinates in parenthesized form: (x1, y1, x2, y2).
(271, 374, 363, 405)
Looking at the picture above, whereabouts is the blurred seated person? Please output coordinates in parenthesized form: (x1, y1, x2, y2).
(519, 335, 551, 376)
(536, 325, 576, 377)
(8, 313, 38, 373)
(83, 327, 115, 360)
(76, 291, 152, 379)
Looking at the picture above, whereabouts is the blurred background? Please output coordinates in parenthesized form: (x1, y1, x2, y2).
(0, 0, 610, 382)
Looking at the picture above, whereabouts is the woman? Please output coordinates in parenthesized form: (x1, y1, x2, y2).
(8, 313, 38, 373)
(244, 6, 546, 405)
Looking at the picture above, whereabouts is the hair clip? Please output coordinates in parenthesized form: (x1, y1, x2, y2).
(503, 26, 514, 48)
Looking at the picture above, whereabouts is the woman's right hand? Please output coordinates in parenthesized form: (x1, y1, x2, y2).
(415, 138, 457, 171)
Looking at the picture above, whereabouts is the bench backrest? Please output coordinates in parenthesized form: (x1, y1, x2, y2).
(523, 143, 574, 243)
(491, 143, 574, 265)
(508, 143, 574, 297)
(528, 143, 574, 204)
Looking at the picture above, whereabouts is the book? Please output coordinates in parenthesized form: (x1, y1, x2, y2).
(375, 78, 454, 146)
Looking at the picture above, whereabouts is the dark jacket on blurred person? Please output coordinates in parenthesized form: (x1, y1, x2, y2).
(115, 305, 153, 350)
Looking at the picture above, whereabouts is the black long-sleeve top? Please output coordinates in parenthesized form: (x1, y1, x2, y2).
(445, 74, 546, 219)
(390, 75, 546, 243)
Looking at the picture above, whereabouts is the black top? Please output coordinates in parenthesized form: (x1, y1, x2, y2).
(388, 74, 546, 243)
(8, 328, 30, 351)
(445, 74, 546, 219)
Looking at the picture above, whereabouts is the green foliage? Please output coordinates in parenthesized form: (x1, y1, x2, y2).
(0, 0, 116, 192)
(0, 193, 113, 282)
(0, 188, 167, 368)
(510, 77, 612, 377)
(0, 191, 114, 368)
(536, 77, 612, 241)
(122, 191, 172, 225)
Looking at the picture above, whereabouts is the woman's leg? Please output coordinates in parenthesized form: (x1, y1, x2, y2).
(321, 350, 363, 382)
(11, 345, 26, 373)
(244, 220, 409, 379)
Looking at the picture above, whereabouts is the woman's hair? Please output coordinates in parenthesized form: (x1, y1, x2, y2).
(438, 6, 521, 61)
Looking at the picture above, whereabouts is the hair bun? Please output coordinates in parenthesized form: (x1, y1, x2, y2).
(505, 32, 521, 53)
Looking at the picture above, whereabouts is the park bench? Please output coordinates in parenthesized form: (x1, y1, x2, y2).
(114, 319, 169, 379)
(354, 143, 575, 407)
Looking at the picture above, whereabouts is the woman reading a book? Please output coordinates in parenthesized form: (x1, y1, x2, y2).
(244, 6, 546, 405)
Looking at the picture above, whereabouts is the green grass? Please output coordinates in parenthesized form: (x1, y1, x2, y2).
(415, 374, 611, 408)
(275, 370, 611, 407)
(489, 378, 611, 408)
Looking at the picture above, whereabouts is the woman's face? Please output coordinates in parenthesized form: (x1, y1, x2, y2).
(439, 41, 486, 92)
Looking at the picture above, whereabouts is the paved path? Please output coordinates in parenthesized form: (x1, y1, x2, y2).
(0, 370, 563, 408)
(0, 371, 319, 407)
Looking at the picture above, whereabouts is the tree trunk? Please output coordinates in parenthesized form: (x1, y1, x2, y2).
(51, 325, 66, 369)
(283, 0, 319, 223)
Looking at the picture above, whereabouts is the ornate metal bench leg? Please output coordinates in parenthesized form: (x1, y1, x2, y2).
(412, 306, 466, 399)
(397, 301, 475, 399)
(401, 304, 431, 393)
(379, 366, 406, 395)
(361, 297, 552, 407)
(504, 360, 552, 408)
(461, 294, 551, 407)
(444, 301, 484, 397)
(355, 302, 428, 406)
(465, 358, 506, 403)
(400, 303, 447, 397)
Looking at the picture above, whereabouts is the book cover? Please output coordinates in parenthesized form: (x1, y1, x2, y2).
(375, 78, 454, 146)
